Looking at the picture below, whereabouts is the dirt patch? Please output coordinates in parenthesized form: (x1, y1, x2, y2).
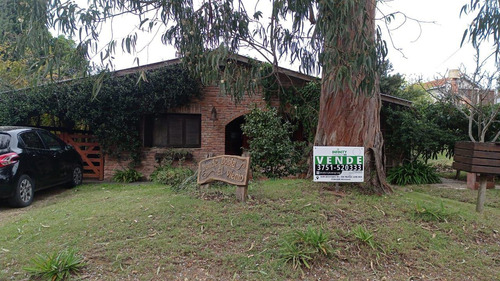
(0, 184, 74, 222)
(432, 177, 468, 190)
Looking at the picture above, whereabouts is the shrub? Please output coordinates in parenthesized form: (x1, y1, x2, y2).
(241, 107, 306, 178)
(112, 168, 143, 183)
(24, 249, 85, 281)
(387, 161, 441, 186)
(279, 227, 333, 270)
(155, 149, 193, 163)
(150, 163, 193, 187)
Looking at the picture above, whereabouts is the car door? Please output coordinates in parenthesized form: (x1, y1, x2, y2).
(18, 131, 57, 188)
(37, 130, 68, 184)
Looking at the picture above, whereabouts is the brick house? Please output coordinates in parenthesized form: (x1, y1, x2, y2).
(103, 56, 411, 180)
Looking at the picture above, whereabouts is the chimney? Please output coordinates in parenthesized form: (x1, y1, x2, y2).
(448, 69, 460, 79)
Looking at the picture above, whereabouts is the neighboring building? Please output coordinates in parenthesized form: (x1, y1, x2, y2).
(422, 69, 497, 105)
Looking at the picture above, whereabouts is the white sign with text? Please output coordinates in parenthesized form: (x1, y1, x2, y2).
(313, 146, 364, 182)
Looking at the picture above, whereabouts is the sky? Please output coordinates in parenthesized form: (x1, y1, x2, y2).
(377, 0, 496, 81)
(79, 0, 496, 82)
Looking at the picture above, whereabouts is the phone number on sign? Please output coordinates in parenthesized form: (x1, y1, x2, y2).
(315, 164, 363, 173)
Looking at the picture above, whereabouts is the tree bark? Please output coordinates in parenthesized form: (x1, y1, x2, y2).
(315, 80, 391, 194)
(314, 0, 392, 194)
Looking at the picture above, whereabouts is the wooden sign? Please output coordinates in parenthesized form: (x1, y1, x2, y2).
(197, 155, 250, 201)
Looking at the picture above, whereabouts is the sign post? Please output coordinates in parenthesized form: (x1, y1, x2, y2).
(313, 146, 364, 182)
(197, 155, 250, 201)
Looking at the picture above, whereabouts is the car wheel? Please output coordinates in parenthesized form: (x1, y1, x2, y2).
(8, 175, 34, 208)
(69, 165, 83, 187)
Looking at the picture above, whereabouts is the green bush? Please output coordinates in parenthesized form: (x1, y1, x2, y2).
(241, 107, 306, 178)
(112, 169, 143, 183)
(387, 161, 441, 186)
(24, 249, 85, 281)
(150, 163, 193, 187)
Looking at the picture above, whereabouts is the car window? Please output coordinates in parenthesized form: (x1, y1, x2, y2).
(38, 131, 64, 151)
(19, 131, 45, 149)
(0, 133, 10, 149)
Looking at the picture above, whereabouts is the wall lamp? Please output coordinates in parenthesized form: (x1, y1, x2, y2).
(210, 106, 218, 121)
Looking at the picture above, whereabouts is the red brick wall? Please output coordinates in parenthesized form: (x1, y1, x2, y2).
(104, 86, 279, 180)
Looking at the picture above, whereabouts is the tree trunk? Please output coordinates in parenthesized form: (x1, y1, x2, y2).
(315, 80, 391, 194)
(314, 0, 392, 194)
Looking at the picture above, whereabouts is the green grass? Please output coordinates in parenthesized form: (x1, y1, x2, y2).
(426, 152, 453, 167)
(1, 180, 500, 280)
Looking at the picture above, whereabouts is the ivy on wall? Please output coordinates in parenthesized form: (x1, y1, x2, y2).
(0, 65, 200, 163)
(260, 63, 321, 143)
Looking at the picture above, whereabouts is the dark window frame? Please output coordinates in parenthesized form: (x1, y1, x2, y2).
(0, 133, 11, 149)
(144, 114, 201, 148)
(18, 131, 46, 150)
(37, 131, 65, 151)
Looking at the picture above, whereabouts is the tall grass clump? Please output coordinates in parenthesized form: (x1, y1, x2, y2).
(24, 249, 85, 281)
(414, 201, 451, 222)
(279, 227, 333, 270)
(352, 225, 385, 257)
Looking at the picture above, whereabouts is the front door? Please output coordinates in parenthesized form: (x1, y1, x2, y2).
(225, 116, 246, 155)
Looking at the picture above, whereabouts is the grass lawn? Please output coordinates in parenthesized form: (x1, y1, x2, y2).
(1, 180, 500, 280)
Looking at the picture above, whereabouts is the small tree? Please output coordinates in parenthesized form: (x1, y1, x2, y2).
(241, 107, 305, 178)
(423, 52, 499, 143)
(423, 50, 500, 213)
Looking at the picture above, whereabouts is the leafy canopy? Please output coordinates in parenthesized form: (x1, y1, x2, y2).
(462, 0, 500, 64)
(15, 0, 386, 97)
(0, 0, 89, 90)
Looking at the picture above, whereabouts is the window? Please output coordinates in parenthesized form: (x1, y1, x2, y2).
(0, 134, 10, 149)
(38, 131, 64, 151)
(19, 131, 45, 149)
(144, 114, 201, 148)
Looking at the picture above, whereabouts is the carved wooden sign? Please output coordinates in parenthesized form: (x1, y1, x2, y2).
(197, 155, 250, 186)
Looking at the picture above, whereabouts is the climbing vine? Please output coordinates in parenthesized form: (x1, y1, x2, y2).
(0, 65, 200, 163)
(260, 63, 321, 144)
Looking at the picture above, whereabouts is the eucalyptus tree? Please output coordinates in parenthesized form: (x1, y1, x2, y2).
(462, 0, 500, 63)
(17, 0, 391, 193)
(0, 0, 89, 90)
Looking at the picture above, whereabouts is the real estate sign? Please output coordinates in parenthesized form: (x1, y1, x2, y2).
(313, 146, 364, 182)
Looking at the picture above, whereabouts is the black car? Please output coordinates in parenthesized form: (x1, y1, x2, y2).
(0, 127, 83, 207)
